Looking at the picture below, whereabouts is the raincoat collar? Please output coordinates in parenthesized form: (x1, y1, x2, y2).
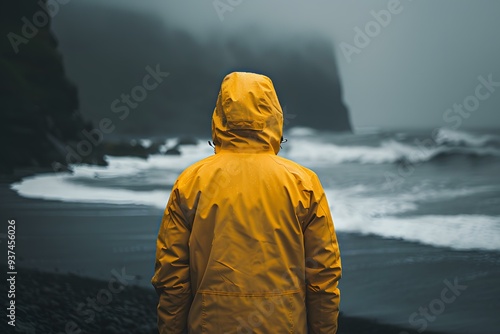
(211, 72, 283, 154)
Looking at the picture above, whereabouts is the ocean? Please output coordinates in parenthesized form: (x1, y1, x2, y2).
(12, 127, 500, 250)
(10, 126, 500, 333)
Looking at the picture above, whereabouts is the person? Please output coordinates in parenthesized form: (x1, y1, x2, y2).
(151, 72, 341, 333)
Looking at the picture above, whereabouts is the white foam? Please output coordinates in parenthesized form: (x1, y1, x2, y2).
(10, 139, 216, 209)
(285, 139, 433, 165)
(139, 138, 152, 148)
(11, 173, 169, 209)
(365, 215, 500, 251)
(71, 156, 148, 179)
(285, 126, 318, 136)
(325, 186, 500, 251)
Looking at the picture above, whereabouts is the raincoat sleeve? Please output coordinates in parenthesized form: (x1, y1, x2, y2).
(304, 174, 342, 334)
(151, 184, 193, 334)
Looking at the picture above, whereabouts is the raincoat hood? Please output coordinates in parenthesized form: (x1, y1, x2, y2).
(212, 72, 284, 154)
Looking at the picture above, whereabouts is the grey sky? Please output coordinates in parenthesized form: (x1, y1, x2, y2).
(78, 0, 500, 130)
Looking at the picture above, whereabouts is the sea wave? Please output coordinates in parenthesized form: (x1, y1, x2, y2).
(10, 129, 500, 251)
(344, 214, 500, 251)
(285, 128, 500, 165)
(325, 186, 500, 251)
(435, 127, 500, 147)
(11, 168, 500, 251)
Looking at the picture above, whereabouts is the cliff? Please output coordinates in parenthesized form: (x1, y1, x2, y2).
(0, 1, 351, 174)
(50, 2, 352, 136)
(0, 0, 106, 173)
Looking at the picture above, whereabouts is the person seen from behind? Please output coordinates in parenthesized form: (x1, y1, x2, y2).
(151, 71, 342, 333)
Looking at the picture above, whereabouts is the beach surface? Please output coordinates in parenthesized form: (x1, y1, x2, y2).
(1, 264, 449, 334)
(2, 182, 499, 333)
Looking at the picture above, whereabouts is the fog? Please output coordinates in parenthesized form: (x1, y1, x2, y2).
(54, 0, 500, 130)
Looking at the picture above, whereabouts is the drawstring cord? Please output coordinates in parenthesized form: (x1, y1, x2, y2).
(208, 140, 216, 153)
(280, 137, 288, 149)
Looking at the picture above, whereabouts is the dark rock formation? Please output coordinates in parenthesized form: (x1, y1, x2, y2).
(50, 2, 352, 137)
(0, 0, 106, 173)
(0, 1, 351, 174)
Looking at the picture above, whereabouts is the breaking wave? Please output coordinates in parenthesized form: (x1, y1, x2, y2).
(326, 186, 500, 251)
(285, 127, 500, 165)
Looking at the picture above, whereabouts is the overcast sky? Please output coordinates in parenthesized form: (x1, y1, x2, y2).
(76, 0, 500, 130)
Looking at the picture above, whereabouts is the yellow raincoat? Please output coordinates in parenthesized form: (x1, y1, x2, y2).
(152, 72, 341, 333)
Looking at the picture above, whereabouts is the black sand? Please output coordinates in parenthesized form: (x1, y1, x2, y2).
(2, 181, 498, 333)
(1, 265, 449, 334)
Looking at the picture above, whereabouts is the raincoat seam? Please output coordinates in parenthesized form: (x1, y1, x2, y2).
(317, 196, 337, 251)
(287, 294, 295, 333)
(201, 293, 207, 333)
